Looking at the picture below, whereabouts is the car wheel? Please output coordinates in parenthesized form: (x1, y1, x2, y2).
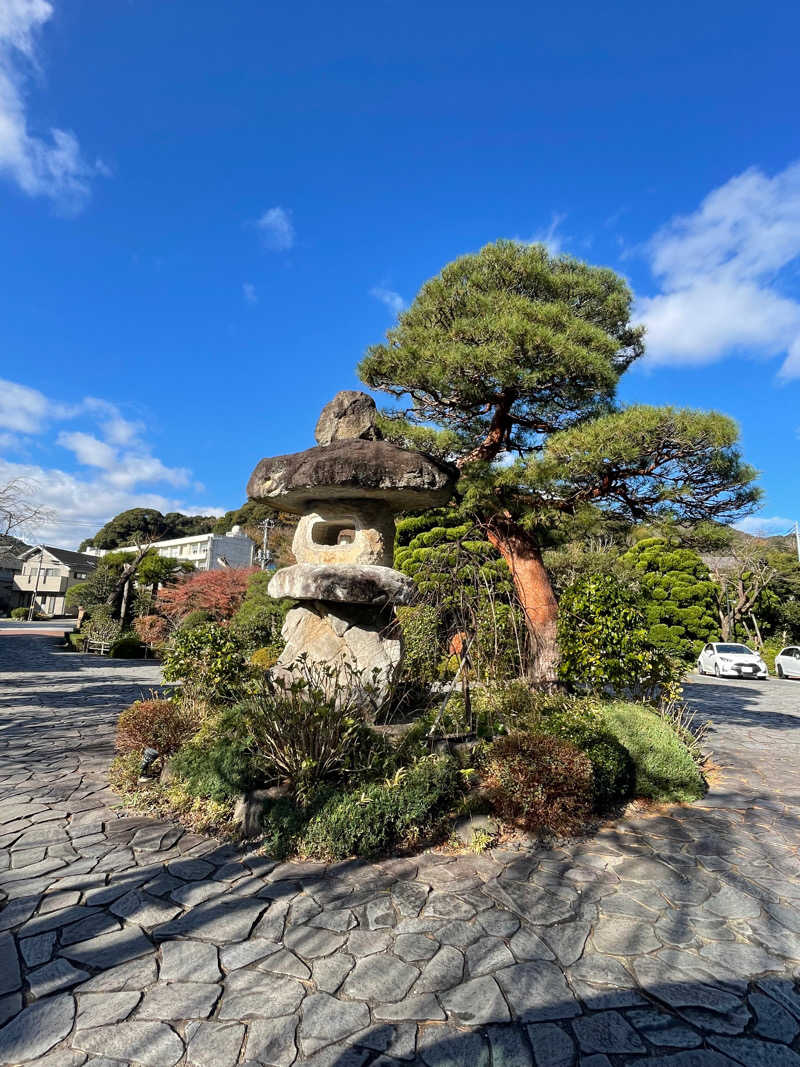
(777, 664, 784, 678)
(714, 663, 720, 677)
(697, 662, 704, 675)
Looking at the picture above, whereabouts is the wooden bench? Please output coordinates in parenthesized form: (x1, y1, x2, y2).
(84, 638, 112, 655)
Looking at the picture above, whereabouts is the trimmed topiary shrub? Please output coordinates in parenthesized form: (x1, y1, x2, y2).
(68, 631, 85, 651)
(622, 537, 718, 661)
(599, 702, 706, 803)
(299, 756, 463, 860)
(115, 698, 198, 760)
(482, 731, 594, 835)
(110, 634, 145, 658)
(179, 609, 213, 631)
(10, 606, 28, 619)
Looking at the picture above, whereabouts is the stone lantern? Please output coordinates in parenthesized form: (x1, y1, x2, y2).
(246, 391, 456, 694)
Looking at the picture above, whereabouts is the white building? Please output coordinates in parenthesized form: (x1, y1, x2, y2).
(88, 527, 255, 571)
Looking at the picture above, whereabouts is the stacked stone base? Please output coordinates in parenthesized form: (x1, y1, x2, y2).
(269, 563, 413, 704)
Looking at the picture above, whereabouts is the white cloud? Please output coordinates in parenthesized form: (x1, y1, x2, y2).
(243, 281, 257, 304)
(56, 430, 117, 470)
(82, 397, 143, 446)
(370, 286, 405, 316)
(638, 161, 800, 378)
(734, 515, 796, 537)
(523, 213, 568, 255)
(0, 457, 222, 549)
(256, 206, 295, 251)
(104, 454, 191, 491)
(0, 0, 106, 212)
(0, 431, 22, 451)
(0, 377, 51, 432)
(0, 376, 216, 546)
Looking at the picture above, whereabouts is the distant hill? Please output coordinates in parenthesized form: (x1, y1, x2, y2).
(79, 508, 218, 551)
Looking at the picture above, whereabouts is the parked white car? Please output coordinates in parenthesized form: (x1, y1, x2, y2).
(697, 642, 768, 679)
(775, 646, 800, 679)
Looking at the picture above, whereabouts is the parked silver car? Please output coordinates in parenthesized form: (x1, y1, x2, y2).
(775, 646, 800, 679)
(697, 642, 768, 679)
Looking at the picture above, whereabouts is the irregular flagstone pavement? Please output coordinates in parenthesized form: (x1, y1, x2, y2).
(0, 635, 799, 1066)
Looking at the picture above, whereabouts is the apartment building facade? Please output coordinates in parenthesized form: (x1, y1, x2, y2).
(13, 546, 97, 617)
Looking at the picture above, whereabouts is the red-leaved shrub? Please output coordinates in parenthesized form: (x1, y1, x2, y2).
(115, 699, 198, 758)
(482, 731, 594, 835)
(134, 614, 169, 647)
(156, 567, 256, 625)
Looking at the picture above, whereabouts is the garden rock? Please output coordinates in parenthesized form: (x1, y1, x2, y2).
(314, 390, 383, 446)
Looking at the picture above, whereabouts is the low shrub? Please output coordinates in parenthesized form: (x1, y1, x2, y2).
(230, 571, 291, 652)
(396, 604, 441, 684)
(481, 731, 594, 835)
(115, 698, 198, 760)
(109, 751, 142, 792)
(759, 637, 783, 675)
(477, 684, 635, 812)
(250, 646, 280, 671)
(180, 609, 213, 631)
(537, 701, 635, 811)
(261, 796, 313, 860)
(599, 701, 706, 803)
(67, 631, 85, 652)
(299, 756, 463, 860)
(110, 634, 145, 659)
(10, 606, 28, 619)
(162, 622, 249, 700)
(473, 682, 569, 731)
(170, 707, 264, 802)
(242, 659, 391, 804)
(83, 606, 123, 647)
(134, 614, 169, 647)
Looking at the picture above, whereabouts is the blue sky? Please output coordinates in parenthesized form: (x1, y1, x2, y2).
(1, 0, 799, 547)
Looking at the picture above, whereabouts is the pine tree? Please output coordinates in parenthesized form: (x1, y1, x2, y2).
(359, 240, 759, 681)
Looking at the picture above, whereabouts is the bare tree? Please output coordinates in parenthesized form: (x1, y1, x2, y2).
(0, 478, 54, 543)
(706, 544, 777, 643)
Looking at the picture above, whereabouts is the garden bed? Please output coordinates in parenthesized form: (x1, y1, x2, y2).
(108, 663, 709, 863)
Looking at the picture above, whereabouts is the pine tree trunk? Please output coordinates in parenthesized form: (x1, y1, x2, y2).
(485, 517, 559, 685)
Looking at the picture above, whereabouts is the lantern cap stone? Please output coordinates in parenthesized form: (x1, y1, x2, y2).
(247, 438, 456, 514)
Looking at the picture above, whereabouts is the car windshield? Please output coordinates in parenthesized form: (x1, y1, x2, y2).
(716, 644, 752, 654)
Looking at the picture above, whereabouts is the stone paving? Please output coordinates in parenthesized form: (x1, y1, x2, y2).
(0, 635, 799, 1066)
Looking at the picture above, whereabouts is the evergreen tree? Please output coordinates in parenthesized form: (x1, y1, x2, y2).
(622, 537, 718, 660)
(360, 240, 759, 681)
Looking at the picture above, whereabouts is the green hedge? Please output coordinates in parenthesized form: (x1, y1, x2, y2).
(599, 701, 706, 803)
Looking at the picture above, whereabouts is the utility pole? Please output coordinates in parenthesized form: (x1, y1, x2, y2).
(27, 546, 45, 621)
(795, 521, 800, 563)
(257, 517, 277, 571)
